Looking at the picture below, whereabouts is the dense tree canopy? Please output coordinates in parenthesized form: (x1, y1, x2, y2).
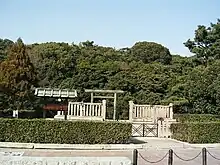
(184, 19, 220, 62)
(0, 39, 13, 62)
(131, 42, 172, 64)
(0, 19, 220, 118)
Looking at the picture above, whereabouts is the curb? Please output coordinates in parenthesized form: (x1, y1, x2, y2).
(34, 143, 147, 150)
(0, 142, 34, 149)
(0, 142, 147, 150)
(189, 143, 220, 148)
(169, 139, 220, 149)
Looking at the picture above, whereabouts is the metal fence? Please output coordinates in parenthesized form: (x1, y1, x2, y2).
(133, 148, 220, 165)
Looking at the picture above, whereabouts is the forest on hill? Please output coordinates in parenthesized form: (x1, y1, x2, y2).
(0, 19, 220, 119)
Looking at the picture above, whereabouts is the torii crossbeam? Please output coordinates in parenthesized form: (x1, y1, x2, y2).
(84, 89, 124, 120)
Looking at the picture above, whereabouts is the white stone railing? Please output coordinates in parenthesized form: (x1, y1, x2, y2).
(129, 101, 173, 122)
(56, 100, 106, 121)
(158, 119, 177, 138)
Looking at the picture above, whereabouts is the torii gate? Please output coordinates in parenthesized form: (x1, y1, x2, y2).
(84, 89, 124, 120)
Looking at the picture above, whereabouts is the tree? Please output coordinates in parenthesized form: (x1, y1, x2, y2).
(29, 42, 77, 87)
(131, 41, 172, 64)
(0, 38, 13, 62)
(184, 19, 220, 62)
(0, 38, 38, 111)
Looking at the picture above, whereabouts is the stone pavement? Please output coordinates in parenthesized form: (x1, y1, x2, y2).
(1, 148, 220, 165)
(1, 138, 220, 165)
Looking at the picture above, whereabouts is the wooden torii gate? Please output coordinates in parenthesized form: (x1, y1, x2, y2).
(84, 89, 124, 120)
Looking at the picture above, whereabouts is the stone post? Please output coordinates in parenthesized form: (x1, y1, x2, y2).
(102, 100, 106, 121)
(129, 101, 134, 122)
(91, 93, 94, 103)
(158, 120, 161, 138)
(153, 106, 157, 123)
(169, 103, 173, 119)
(113, 93, 117, 120)
(57, 111, 61, 115)
(13, 110, 19, 118)
(165, 119, 169, 138)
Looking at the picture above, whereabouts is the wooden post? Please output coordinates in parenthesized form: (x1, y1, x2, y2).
(132, 149, 138, 165)
(113, 93, 117, 120)
(91, 93, 94, 103)
(102, 100, 106, 121)
(169, 103, 173, 119)
(68, 101, 70, 115)
(129, 101, 134, 122)
(43, 110, 46, 118)
(64, 110, 67, 120)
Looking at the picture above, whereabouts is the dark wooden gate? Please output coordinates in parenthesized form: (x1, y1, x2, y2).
(132, 122, 158, 137)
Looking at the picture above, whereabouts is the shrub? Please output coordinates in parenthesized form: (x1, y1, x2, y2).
(174, 114, 220, 123)
(0, 118, 131, 144)
(171, 122, 220, 143)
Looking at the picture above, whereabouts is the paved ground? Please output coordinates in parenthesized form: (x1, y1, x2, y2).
(1, 138, 220, 165)
(1, 148, 220, 165)
(130, 137, 191, 149)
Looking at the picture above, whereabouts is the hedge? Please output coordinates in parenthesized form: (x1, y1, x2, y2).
(171, 122, 220, 143)
(0, 119, 132, 144)
(174, 114, 220, 123)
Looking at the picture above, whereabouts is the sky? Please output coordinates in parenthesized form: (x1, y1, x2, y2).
(1, 0, 219, 56)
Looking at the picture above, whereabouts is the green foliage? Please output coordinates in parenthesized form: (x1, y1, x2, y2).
(184, 19, 220, 62)
(172, 113, 220, 143)
(0, 29, 220, 117)
(182, 60, 220, 114)
(174, 114, 220, 123)
(131, 41, 172, 64)
(0, 38, 13, 62)
(29, 42, 77, 87)
(0, 118, 131, 144)
(171, 122, 220, 143)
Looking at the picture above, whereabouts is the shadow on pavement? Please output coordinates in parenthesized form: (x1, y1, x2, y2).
(128, 137, 147, 144)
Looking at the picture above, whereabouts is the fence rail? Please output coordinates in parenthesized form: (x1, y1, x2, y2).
(129, 101, 173, 122)
(133, 148, 219, 165)
(56, 100, 106, 121)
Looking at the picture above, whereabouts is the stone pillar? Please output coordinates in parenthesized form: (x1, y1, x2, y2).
(153, 106, 157, 123)
(57, 111, 62, 115)
(113, 93, 117, 120)
(129, 101, 134, 122)
(158, 120, 161, 137)
(165, 119, 169, 138)
(169, 103, 173, 119)
(13, 110, 18, 118)
(102, 100, 106, 121)
(91, 93, 94, 103)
